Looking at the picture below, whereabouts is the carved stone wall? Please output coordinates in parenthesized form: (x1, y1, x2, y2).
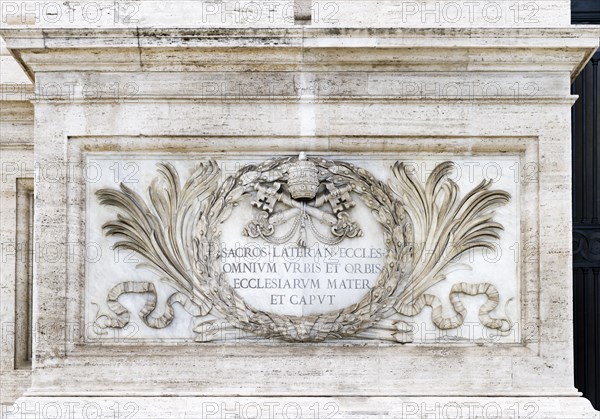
(0, 22, 599, 418)
(0, 101, 34, 404)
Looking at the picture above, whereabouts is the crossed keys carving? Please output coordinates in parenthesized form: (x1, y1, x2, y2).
(242, 181, 363, 247)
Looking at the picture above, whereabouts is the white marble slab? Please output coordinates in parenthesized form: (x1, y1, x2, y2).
(84, 153, 520, 343)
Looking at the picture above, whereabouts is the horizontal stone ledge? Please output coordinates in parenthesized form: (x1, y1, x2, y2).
(1, 27, 599, 51)
(3, 396, 599, 418)
(2, 26, 600, 40)
(1, 28, 596, 82)
(18, 97, 580, 106)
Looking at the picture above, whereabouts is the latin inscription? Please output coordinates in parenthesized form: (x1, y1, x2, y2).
(221, 244, 385, 315)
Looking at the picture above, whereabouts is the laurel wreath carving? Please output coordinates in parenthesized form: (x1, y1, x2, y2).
(95, 157, 512, 342)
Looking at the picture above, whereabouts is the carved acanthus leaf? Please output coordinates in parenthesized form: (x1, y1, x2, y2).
(96, 161, 220, 311)
(389, 162, 510, 305)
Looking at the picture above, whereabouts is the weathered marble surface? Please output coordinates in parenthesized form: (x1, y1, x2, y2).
(0, 37, 34, 402)
(0, 24, 598, 417)
(0, 0, 573, 29)
(3, 396, 600, 418)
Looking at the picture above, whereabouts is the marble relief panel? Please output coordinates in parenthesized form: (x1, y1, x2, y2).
(84, 152, 521, 344)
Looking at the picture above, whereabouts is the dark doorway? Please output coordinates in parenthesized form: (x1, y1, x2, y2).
(572, 0, 600, 408)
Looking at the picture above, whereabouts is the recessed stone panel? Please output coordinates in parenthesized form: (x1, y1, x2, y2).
(85, 152, 520, 344)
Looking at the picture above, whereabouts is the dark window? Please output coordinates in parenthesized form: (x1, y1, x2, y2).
(572, 0, 600, 24)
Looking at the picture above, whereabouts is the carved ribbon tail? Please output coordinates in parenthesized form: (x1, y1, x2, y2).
(394, 282, 513, 340)
(95, 281, 210, 330)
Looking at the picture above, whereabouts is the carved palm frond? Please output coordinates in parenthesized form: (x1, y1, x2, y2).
(96, 161, 221, 297)
(389, 161, 510, 304)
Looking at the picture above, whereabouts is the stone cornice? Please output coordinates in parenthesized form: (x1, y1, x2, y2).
(0, 100, 33, 116)
(1, 27, 598, 81)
